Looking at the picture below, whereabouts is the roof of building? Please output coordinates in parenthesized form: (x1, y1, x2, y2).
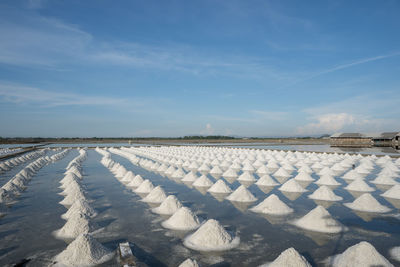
(372, 132, 400, 139)
(331, 133, 369, 138)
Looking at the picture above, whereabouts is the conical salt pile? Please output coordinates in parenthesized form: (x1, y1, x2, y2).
(151, 195, 182, 215)
(127, 174, 144, 187)
(60, 187, 86, 206)
(193, 175, 213, 187)
(207, 179, 232, 194)
(328, 241, 393, 267)
(54, 234, 113, 266)
(294, 172, 314, 182)
(255, 174, 279, 187)
(279, 179, 307, 193)
(250, 194, 293, 215)
(209, 165, 223, 178)
(342, 169, 364, 182)
(344, 193, 391, 213)
(183, 219, 239, 251)
(315, 174, 341, 187)
(182, 171, 198, 183)
(237, 172, 256, 182)
(62, 199, 97, 220)
(293, 205, 346, 233)
(178, 258, 200, 267)
(273, 167, 291, 183)
(371, 175, 398, 186)
(345, 179, 375, 192)
(223, 168, 238, 179)
(134, 179, 154, 193)
(171, 168, 186, 179)
(226, 185, 257, 202)
(266, 247, 312, 267)
(161, 207, 200, 231)
(55, 213, 98, 239)
(121, 171, 135, 183)
(142, 186, 167, 203)
(382, 184, 400, 200)
(308, 186, 342, 201)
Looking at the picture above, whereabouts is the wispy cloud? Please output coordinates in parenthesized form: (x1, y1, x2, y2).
(297, 113, 355, 135)
(0, 83, 131, 107)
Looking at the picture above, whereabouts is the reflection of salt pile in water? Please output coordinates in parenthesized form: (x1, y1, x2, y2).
(55, 213, 98, 239)
(328, 241, 393, 267)
(183, 219, 239, 251)
(151, 195, 182, 215)
(256, 174, 279, 187)
(226, 185, 257, 202)
(344, 193, 391, 213)
(127, 174, 144, 188)
(207, 179, 232, 194)
(192, 175, 213, 187)
(161, 207, 200, 231)
(178, 258, 200, 267)
(261, 247, 312, 267)
(293, 205, 346, 233)
(279, 179, 307, 193)
(54, 233, 113, 266)
(344, 179, 375, 192)
(250, 194, 293, 215)
(134, 179, 154, 193)
(142, 186, 167, 203)
(382, 184, 400, 200)
(62, 199, 97, 220)
(308, 186, 342, 202)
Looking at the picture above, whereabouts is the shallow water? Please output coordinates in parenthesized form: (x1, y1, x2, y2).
(0, 147, 399, 266)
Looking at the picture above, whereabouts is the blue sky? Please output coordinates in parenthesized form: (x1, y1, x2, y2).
(0, 0, 399, 137)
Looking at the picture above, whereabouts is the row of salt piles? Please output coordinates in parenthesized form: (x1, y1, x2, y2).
(54, 148, 113, 267)
(1, 149, 70, 216)
(0, 148, 47, 173)
(105, 148, 241, 254)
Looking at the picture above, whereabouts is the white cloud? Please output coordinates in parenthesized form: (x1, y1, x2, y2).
(297, 113, 355, 135)
(200, 123, 215, 135)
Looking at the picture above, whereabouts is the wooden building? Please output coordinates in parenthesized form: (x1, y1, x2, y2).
(330, 133, 372, 147)
(372, 132, 400, 147)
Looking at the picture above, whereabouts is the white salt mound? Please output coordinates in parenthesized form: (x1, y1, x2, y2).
(389, 246, 400, 262)
(250, 194, 293, 215)
(161, 207, 200, 231)
(134, 179, 154, 193)
(151, 195, 182, 215)
(262, 247, 312, 267)
(178, 258, 200, 267)
(294, 172, 314, 182)
(293, 205, 346, 234)
(192, 175, 213, 187)
(345, 179, 375, 192)
(59, 188, 87, 206)
(279, 179, 307, 193)
(344, 193, 391, 213)
(207, 179, 232, 194)
(237, 172, 256, 182)
(127, 174, 144, 187)
(226, 185, 257, 203)
(183, 219, 239, 251)
(329, 241, 393, 267)
(142, 186, 167, 203)
(308, 186, 343, 202)
(54, 233, 113, 266)
(382, 184, 400, 200)
(62, 199, 97, 220)
(55, 213, 97, 239)
(256, 175, 279, 187)
(182, 171, 198, 182)
(315, 174, 341, 187)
